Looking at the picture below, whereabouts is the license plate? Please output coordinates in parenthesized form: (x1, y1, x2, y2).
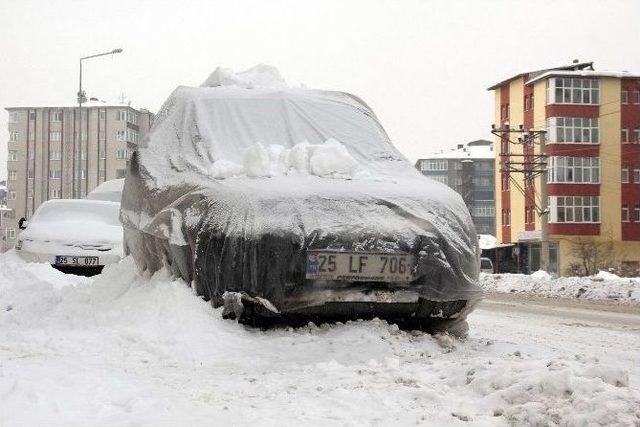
(55, 256, 100, 266)
(306, 251, 415, 282)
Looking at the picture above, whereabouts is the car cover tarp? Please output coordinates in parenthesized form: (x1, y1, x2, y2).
(121, 80, 482, 312)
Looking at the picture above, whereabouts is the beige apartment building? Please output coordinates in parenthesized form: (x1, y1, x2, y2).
(3, 102, 154, 250)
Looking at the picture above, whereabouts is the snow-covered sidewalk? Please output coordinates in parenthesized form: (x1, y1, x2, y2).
(1, 252, 640, 426)
(481, 271, 640, 305)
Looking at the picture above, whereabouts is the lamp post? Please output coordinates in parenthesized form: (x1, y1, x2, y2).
(75, 48, 123, 198)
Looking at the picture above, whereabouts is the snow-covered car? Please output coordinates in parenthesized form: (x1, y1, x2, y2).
(87, 178, 124, 202)
(15, 199, 123, 275)
(121, 65, 482, 332)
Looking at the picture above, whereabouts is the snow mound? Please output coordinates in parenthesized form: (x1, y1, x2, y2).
(480, 272, 640, 304)
(201, 64, 287, 89)
(209, 139, 361, 179)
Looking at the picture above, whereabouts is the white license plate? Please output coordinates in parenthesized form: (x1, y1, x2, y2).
(55, 256, 100, 266)
(306, 251, 415, 282)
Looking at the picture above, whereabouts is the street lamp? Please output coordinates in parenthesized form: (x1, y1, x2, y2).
(75, 48, 123, 197)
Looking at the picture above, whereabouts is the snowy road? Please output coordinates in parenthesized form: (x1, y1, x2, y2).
(1, 254, 639, 426)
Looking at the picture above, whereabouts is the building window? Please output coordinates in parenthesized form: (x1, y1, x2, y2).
(634, 90, 640, 105)
(99, 150, 106, 160)
(421, 159, 448, 171)
(634, 127, 640, 143)
(547, 77, 599, 105)
(455, 176, 463, 186)
(622, 90, 628, 104)
(622, 167, 629, 183)
(549, 196, 600, 223)
(116, 169, 127, 179)
(546, 117, 599, 144)
(430, 175, 448, 185)
(472, 176, 491, 187)
(634, 169, 640, 183)
(126, 129, 139, 144)
(8, 111, 19, 122)
(622, 204, 630, 222)
(6, 228, 16, 240)
(9, 131, 18, 142)
(27, 169, 34, 179)
(116, 130, 126, 141)
(8, 191, 16, 200)
(27, 189, 33, 198)
(29, 111, 36, 120)
(547, 157, 600, 183)
(116, 149, 127, 159)
(118, 110, 127, 121)
(502, 209, 511, 226)
(50, 189, 61, 199)
(454, 162, 462, 171)
(49, 150, 61, 160)
(8, 170, 17, 181)
(49, 131, 61, 142)
(80, 170, 86, 180)
(99, 110, 106, 120)
(74, 131, 87, 142)
(635, 205, 640, 222)
(471, 205, 495, 217)
(8, 150, 17, 161)
(51, 111, 63, 122)
(501, 174, 510, 190)
(622, 128, 629, 143)
(49, 169, 61, 179)
(75, 151, 87, 161)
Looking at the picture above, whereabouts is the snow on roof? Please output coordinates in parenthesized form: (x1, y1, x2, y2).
(487, 61, 594, 90)
(5, 100, 147, 111)
(478, 234, 513, 250)
(417, 140, 494, 161)
(526, 69, 640, 85)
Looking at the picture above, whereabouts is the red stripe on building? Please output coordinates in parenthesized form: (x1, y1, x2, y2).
(545, 105, 599, 118)
(547, 223, 600, 235)
(546, 183, 600, 196)
(621, 79, 640, 241)
(545, 144, 600, 157)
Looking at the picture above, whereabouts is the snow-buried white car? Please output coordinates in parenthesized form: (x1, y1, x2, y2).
(121, 66, 482, 332)
(16, 199, 123, 276)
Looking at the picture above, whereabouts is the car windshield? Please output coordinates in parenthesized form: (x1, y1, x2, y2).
(30, 200, 121, 226)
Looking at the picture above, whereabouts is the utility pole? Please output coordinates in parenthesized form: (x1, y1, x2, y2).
(491, 123, 549, 270)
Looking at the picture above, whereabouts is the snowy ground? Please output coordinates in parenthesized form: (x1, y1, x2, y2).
(1, 252, 640, 426)
(480, 271, 640, 305)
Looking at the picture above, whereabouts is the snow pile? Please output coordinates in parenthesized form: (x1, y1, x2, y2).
(201, 64, 287, 89)
(481, 271, 640, 304)
(211, 139, 361, 179)
(2, 252, 640, 426)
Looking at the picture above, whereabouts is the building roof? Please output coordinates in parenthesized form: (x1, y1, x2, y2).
(525, 69, 640, 85)
(487, 61, 594, 91)
(5, 100, 150, 112)
(416, 139, 494, 162)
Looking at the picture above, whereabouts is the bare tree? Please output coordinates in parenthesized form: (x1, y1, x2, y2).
(568, 238, 614, 276)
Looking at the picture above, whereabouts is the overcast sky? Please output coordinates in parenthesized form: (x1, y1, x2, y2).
(1, 0, 639, 180)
